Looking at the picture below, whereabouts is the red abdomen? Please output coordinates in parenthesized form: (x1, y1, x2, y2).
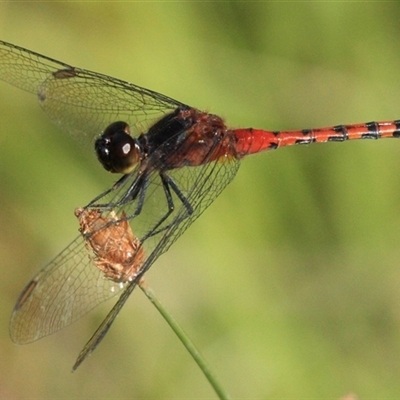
(232, 121, 400, 158)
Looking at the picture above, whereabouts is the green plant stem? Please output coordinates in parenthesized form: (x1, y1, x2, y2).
(139, 280, 231, 400)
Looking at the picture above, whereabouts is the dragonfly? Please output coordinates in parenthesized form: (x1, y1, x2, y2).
(1, 40, 399, 370)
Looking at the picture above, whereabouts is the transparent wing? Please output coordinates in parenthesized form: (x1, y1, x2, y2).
(0, 40, 185, 147)
(2, 40, 242, 367)
(72, 152, 241, 369)
(10, 153, 240, 348)
(10, 236, 127, 344)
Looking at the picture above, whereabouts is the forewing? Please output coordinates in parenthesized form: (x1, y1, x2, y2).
(0, 40, 185, 147)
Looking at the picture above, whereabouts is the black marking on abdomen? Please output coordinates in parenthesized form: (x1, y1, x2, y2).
(361, 121, 379, 139)
(332, 125, 348, 141)
(393, 120, 400, 138)
(295, 138, 316, 145)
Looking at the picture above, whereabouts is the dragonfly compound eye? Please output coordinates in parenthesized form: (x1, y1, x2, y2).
(95, 121, 141, 174)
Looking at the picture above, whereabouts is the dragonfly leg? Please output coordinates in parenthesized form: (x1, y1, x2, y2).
(87, 173, 148, 211)
(141, 172, 194, 241)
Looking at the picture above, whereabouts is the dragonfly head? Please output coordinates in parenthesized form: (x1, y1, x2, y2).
(95, 121, 141, 174)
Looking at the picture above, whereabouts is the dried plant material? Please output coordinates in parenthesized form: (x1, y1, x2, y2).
(75, 207, 144, 283)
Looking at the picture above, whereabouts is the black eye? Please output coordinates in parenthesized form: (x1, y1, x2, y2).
(95, 122, 141, 174)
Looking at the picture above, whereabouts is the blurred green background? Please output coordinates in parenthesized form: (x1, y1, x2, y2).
(1, 2, 400, 399)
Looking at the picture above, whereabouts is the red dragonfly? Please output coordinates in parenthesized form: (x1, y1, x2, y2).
(1, 41, 399, 370)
